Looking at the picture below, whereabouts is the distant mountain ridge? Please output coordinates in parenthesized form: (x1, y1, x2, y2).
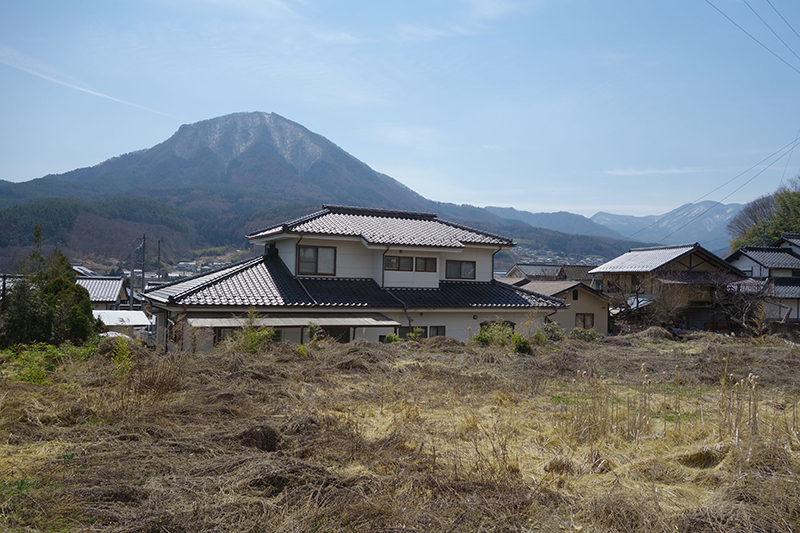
(0, 111, 717, 269)
(591, 201, 743, 253)
(484, 206, 625, 239)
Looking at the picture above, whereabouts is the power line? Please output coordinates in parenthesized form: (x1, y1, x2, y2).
(618, 136, 800, 243)
(764, 0, 800, 43)
(655, 138, 800, 244)
(704, 0, 800, 76)
(742, 0, 800, 63)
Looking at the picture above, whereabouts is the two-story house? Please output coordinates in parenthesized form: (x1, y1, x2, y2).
(589, 243, 744, 330)
(726, 244, 800, 322)
(144, 205, 565, 350)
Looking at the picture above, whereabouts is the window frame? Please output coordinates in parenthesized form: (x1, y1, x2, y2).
(445, 260, 476, 280)
(384, 255, 413, 272)
(415, 257, 437, 272)
(297, 245, 336, 276)
(575, 313, 594, 329)
(428, 325, 446, 337)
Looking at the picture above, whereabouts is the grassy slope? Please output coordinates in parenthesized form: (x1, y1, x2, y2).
(1, 331, 800, 532)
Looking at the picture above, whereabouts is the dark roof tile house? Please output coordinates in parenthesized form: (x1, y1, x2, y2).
(145, 205, 564, 349)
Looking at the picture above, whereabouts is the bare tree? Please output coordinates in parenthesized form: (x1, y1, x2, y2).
(727, 194, 775, 243)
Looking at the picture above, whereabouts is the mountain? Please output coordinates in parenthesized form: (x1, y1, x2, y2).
(0, 112, 644, 269)
(591, 201, 743, 253)
(484, 206, 625, 239)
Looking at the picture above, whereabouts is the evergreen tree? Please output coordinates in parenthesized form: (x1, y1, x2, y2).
(0, 225, 99, 348)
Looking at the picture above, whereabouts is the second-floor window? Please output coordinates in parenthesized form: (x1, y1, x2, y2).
(415, 257, 437, 272)
(298, 246, 336, 275)
(446, 260, 476, 279)
(385, 256, 413, 271)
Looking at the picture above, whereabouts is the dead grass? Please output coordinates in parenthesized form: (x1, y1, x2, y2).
(1, 333, 799, 531)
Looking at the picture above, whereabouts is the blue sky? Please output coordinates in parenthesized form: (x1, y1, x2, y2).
(2, 0, 800, 217)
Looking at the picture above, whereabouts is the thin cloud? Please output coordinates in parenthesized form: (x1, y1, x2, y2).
(0, 45, 176, 118)
(604, 167, 703, 176)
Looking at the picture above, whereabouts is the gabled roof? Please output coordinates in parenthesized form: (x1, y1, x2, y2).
(562, 265, 597, 281)
(509, 263, 564, 279)
(770, 233, 800, 249)
(726, 246, 800, 270)
(76, 276, 125, 303)
(588, 243, 741, 276)
(247, 204, 514, 248)
(512, 280, 607, 300)
(144, 255, 561, 311)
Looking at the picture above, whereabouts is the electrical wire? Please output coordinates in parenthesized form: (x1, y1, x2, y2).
(742, 0, 800, 63)
(617, 136, 800, 243)
(764, 0, 800, 42)
(654, 137, 800, 244)
(704, 0, 800, 76)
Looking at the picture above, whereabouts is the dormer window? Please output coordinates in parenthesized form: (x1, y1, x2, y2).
(298, 246, 336, 275)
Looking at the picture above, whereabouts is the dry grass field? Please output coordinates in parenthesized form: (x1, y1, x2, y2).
(1, 329, 800, 532)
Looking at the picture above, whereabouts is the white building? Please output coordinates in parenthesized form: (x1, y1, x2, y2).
(144, 205, 564, 350)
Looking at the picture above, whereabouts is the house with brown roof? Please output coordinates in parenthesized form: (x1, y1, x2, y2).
(500, 279, 609, 335)
(589, 243, 744, 331)
(144, 205, 565, 349)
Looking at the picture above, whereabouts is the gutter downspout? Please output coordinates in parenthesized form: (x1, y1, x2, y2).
(293, 235, 319, 307)
(381, 245, 390, 288)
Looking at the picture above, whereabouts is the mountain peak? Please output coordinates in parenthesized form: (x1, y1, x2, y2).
(169, 112, 323, 172)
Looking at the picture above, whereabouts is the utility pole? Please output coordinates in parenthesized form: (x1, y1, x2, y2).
(141, 234, 146, 308)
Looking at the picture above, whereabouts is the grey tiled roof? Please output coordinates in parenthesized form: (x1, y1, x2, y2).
(248, 205, 513, 248)
(390, 281, 565, 309)
(76, 276, 124, 303)
(771, 278, 800, 299)
(145, 256, 313, 307)
(512, 264, 564, 279)
(144, 257, 560, 310)
(729, 247, 800, 270)
(589, 244, 698, 273)
(729, 277, 800, 299)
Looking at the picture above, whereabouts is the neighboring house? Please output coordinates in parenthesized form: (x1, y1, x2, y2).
(144, 205, 565, 350)
(2, 274, 126, 311)
(589, 243, 744, 331)
(505, 263, 565, 281)
(93, 310, 151, 335)
(505, 263, 602, 290)
(726, 245, 800, 322)
(76, 276, 127, 310)
(501, 279, 609, 335)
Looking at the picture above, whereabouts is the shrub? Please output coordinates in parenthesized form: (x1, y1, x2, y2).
(532, 331, 547, 346)
(569, 327, 603, 342)
(472, 323, 533, 354)
(110, 337, 135, 381)
(406, 327, 425, 342)
(539, 321, 565, 342)
(383, 333, 400, 344)
(234, 326, 276, 355)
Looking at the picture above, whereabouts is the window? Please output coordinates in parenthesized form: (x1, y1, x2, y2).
(793, 270, 800, 277)
(298, 246, 335, 275)
(572, 289, 579, 301)
(446, 260, 476, 279)
(575, 313, 594, 329)
(385, 256, 413, 271)
(415, 257, 437, 272)
(429, 325, 446, 337)
(399, 326, 427, 339)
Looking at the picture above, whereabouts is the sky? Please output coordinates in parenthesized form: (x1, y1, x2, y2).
(2, 1, 800, 218)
